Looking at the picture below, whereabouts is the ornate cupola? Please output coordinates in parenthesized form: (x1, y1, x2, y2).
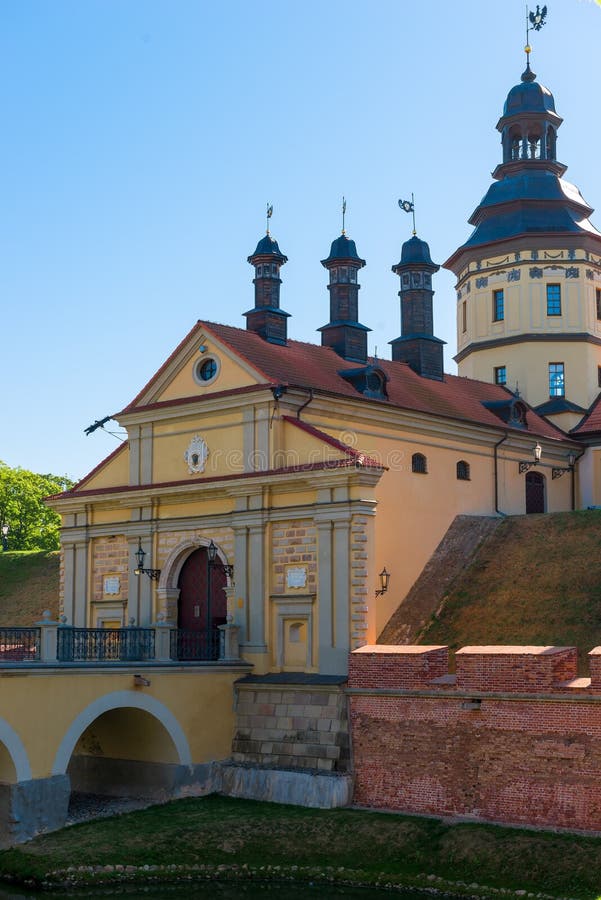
(444, 48, 601, 423)
(318, 231, 370, 363)
(245, 227, 290, 346)
(390, 235, 445, 381)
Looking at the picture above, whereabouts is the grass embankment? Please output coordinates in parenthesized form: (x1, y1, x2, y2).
(419, 510, 601, 672)
(2, 795, 601, 898)
(0, 550, 59, 624)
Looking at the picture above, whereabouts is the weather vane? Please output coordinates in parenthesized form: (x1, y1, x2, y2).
(342, 196, 347, 235)
(525, 4, 547, 65)
(266, 203, 273, 234)
(398, 194, 417, 236)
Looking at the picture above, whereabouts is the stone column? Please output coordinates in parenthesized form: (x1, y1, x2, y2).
(218, 619, 241, 660)
(246, 524, 266, 654)
(36, 611, 59, 663)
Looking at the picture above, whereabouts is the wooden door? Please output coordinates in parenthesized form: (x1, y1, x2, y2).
(525, 471, 546, 514)
(177, 547, 227, 631)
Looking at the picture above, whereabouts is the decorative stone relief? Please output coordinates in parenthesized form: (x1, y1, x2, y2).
(531, 250, 539, 260)
(507, 269, 521, 282)
(184, 435, 209, 474)
(565, 267, 580, 278)
(475, 277, 488, 289)
(586, 269, 594, 280)
(530, 267, 543, 278)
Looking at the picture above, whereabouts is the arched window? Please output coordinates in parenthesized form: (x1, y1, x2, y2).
(456, 460, 470, 481)
(412, 453, 427, 474)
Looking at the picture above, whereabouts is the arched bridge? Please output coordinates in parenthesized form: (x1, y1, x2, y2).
(0, 617, 249, 845)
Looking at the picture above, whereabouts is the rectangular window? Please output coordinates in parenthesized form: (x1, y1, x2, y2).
(549, 362, 565, 397)
(597, 365, 601, 388)
(547, 283, 561, 316)
(494, 365, 507, 386)
(493, 289, 504, 322)
(462, 300, 467, 333)
(597, 288, 601, 321)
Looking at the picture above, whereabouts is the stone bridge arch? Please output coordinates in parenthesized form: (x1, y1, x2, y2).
(52, 690, 192, 800)
(0, 718, 32, 783)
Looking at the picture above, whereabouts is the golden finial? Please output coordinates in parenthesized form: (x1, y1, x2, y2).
(266, 203, 273, 235)
(342, 196, 347, 235)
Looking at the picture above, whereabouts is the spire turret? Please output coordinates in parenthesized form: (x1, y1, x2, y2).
(390, 235, 444, 381)
(245, 229, 290, 345)
(318, 229, 370, 363)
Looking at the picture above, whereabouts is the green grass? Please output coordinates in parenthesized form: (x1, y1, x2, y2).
(0, 550, 59, 625)
(2, 795, 601, 897)
(419, 509, 601, 672)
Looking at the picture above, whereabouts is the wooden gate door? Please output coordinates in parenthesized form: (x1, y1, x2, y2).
(177, 547, 227, 631)
(525, 471, 546, 514)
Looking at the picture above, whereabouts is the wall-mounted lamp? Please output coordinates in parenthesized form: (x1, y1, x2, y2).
(375, 567, 390, 597)
(518, 442, 542, 474)
(207, 540, 234, 579)
(133, 538, 161, 581)
(552, 451, 577, 480)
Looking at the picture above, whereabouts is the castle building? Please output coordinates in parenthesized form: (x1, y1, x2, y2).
(49, 57, 594, 679)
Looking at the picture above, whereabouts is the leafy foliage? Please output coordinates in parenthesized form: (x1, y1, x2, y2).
(0, 461, 73, 551)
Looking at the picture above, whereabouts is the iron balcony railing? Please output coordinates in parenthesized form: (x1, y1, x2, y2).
(57, 627, 156, 663)
(170, 628, 222, 662)
(0, 627, 41, 661)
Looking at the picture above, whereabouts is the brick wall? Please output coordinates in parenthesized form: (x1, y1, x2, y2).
(271, 521, 317, 593)
(348, 644, 601, 831)
(91, 537, 129, 602)
(350, 515, 370, 648)
(233, 681, 349, 772)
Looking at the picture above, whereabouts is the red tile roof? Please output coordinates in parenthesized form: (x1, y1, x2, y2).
(189, 321, 567, 442)
(282, 416, 385, 468)
(571, 392, 601, 436)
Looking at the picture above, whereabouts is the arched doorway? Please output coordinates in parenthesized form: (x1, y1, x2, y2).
(525, 471, 546, 514)
(176, 547, 227, 658)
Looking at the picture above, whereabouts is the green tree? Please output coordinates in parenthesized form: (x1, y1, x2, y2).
(0, 462, 74, 551)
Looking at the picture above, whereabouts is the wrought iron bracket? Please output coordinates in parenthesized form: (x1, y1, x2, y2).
(552, 466, 571, 480)
(134, 567, 161, 581)
(519, 461, 535, 474)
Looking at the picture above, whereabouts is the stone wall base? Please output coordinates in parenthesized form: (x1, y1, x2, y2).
(0, 775, 70, 847)
(233, 676, 350, 772)
(68, 756, 222, 801)
(221, 762, 353, 808)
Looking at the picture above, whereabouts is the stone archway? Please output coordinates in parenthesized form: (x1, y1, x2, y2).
(157, 538, 233, 624)
(53, 691, 193, 805)
(52, 690, 191, 777)
(0, 719, 31, 783)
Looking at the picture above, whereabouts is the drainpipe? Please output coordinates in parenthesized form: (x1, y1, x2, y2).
(570, 447, 586, 511)
(296, 388, 314, 420)
(494, 432, 509, 516)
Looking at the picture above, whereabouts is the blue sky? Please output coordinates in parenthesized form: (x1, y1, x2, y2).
(2, 0, 600, 481)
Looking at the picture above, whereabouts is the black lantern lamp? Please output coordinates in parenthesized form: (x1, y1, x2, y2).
(207, 540, 234, 579)
(375, 567, 390, 597)
(552, 450, 577, 480)
(134, 538, 161, 581)
(519, 442, 542, 474)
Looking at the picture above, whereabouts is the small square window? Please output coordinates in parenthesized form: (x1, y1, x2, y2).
(547, 284, 561, 316)
(493, 289, 504, 322)
(494, 365, 507, 386)
(549, 362, 565, 397)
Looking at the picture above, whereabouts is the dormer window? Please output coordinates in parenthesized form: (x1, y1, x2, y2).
(339, 365, 388, 400)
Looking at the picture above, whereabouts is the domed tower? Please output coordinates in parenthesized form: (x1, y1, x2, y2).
(245, 230, 290, 345)
(390, 234, 445, 381)
(318, 231, 370, 363)
(445, 59, 601, 428)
